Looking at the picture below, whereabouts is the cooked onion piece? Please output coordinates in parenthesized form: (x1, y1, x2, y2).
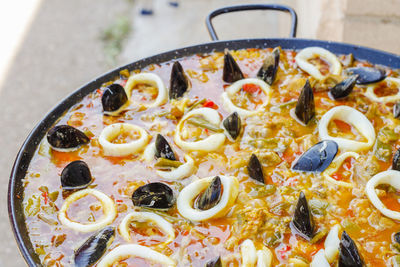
(366, 170, 400, 220)
(58, 189, 116, 232)
(318, 105, 375, 151)
(97, 244, 176, 267)
(241, 239, 257, 267)
(99, 123, 149, 156)
(323, 152, 359, 188)
(124, 73, 168, 107)
(365, 77, 400, 103)
(324, 224, 341, 263)
(222, 78, 272, 117)
(295, 47, 342, 80)
(177, 175, 239, 221)
(118, 211, 175, 244)
(256, 247, 273, 267)
(174, 108, 226, 152)
(157, 155, 195, 180)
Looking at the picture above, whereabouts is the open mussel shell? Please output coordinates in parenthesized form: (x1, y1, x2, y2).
(222, 112, 241, 140)
(291, 191, 315, 240)
(339, 231, 365, 267)
(294, 80, 315, 125)
(292, 140, 338, 173)
(330, 75, 358, 99)
(195, 176, 222, 210)
(392, 148, 400, 171)
(394, 102, 400, 119)
(132, 182, 175, 209)
(247, 154, 264, 183)
(205, 256, 222, 267)
(47, 125, 90, 150)
(74, 226, 115, 267)
(346, 67, 385, 85)
(61, 160, 93, 190)
(257, 47, 280, 85)
(155, 134, 176, 161)
(101, 83, 128, 113)
(223, 50, 244, 83)
(169, 61, 189, 99)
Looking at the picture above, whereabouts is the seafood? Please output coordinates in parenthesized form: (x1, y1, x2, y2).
(294, 79, 315, 125)
(365, 77, 400, 103)
(323, 152, 359, 188)
(329, 75, 358, 99)
(47, 125, 89, 151)
(338, 231, 365, 267)
(155, 134, 176, 160)
(346, 66, 385, 84)
(257, 47, 280, 85)
(247, 154, 264, 183)
(101, 83, 128, 115)
(222, 111, 241, 140)
(131, 182, 175, 209)
(223, 50, 244, 83)
(195, 176, 222, 210)
(169, 61, 189, 99)
(60, 160, 93, 190)
(205, 256, 222, 267)
(291, 192, 315, 240)
(393, 148, 400, 171)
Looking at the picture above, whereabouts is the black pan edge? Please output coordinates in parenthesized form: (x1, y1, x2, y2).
(8, 38, 400, 266)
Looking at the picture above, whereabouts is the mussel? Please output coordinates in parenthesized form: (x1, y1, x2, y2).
(223, 50, 244, 83)
(74, 226, 115, 267)
(195, 176, 222, 210)
(205, 256, 222, 267)
(61, 160, 93, 190)
(338, 231, 365, 267)
(393, 102, 400, 119)
(394, 232, 400, 244)
(291, 191, 315, 240)
(257, 47, 280, 85)
(101, 83, 128, 114)
(247, 154, 264, 183)
(292, 140, 338, 173)
(346, 67, 385, 85)
(330, 75, 358, 99)
(392, 148, 400, 171)
(132, 182, 175, 209)
(47, 125, 90, 150)
(222, 112, 241, 140)
(155, 134, 176, 161)
(294, 80, 315, 125)
(169, 61, 189, 99)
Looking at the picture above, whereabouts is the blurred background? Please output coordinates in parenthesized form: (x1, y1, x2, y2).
(1, 0, 398, 265)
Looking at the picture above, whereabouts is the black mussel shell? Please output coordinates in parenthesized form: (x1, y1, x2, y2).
(47, 125, 90, 149)
(392, 148, 400, 171)
(195, 176, 222, 210)
(346, 67, 386, 85)
(101, 83, 128, 113)
(294, 80, 315, 125)
(61, 160, 93, 190)
(394, 232, 400, 244)
(330, 75, 358, 99)
(292, 140, 338, 173)
(291, 191, 315, 240)
(339, 231, 365, 267)
(257, 47, 280, 85)
(223, 50, 244, 83)
(394, 102, 400, 119)
(205, 256, 222, 267)
(247, 154, 264, 183)
(132, 182, 175, 209)
(222, 112, 241, 140)
(155, 134, 176, 161)
(74, 226, 115, 267)
(169, 61, 189, 99)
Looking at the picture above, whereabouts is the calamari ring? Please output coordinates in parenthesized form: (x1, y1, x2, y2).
(156, 155, 195, 180)
(256, 247, 273, 267)
(295, 47, 342, 80)
(174, 108, 226, 152)
(97, 244, 176, 267)
(323, 152, 359, 188)
(221, 78, 272, 117)
(318, 106, 375, 151)
(58, 189, 116, 232)
(365, 77, 400, 103)
(324, 224, 340, 263)
(310, 249, 330, 267)
(366, 170, 400, 220)
(177, 175, 239, 221)
(124, 73, 168, 107)
(99, 123, 149, 156)
(240, 239, 257, 267)
(118, 211, 175, 244)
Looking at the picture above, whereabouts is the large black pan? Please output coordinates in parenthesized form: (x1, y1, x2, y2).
(8, 4, 400, 266)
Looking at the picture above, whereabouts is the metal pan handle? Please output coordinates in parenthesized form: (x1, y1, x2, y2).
(206, 4, 297, 41)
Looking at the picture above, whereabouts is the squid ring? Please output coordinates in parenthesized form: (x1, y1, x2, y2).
(97, 244, 176, 267)
(323, 152, 359, 188)
(256, 247, 273, 267)
(365, 77, 400, 103)
(58, 189, 117, 232)
(118, 211, 175, 244)
(156, 155, 195, 180)
(318, 106, 375, 152)
(295, 47, 342, 80)
(221, 78, 272, 117)
(240, 239, 257, 267)
(124, 73, 168, 107)
(366, 170, 400, 220)
(99, 123, 149, 156)
(177, 175, 239, 221)
(324, 224, 340, 263)
(174, 108, 226, 152)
